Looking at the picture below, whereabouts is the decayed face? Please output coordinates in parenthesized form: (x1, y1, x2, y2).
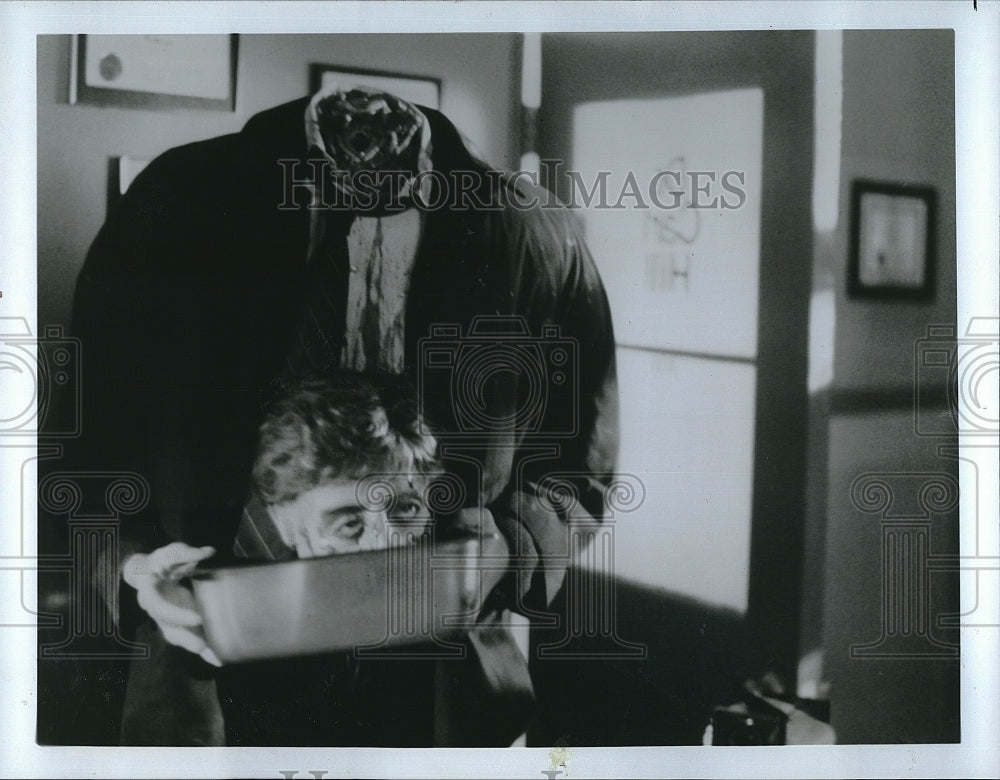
(270, 475, 431, 558)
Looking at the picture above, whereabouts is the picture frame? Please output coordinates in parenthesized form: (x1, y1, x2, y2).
(309, 63, 441, 109)
(70, 34, 239, 111)
(848, 179, 936, 300)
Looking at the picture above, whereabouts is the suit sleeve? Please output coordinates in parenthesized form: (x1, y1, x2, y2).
(69, 168, 169, 626)
(68, 143, 237, 627)
(486, 197, 620, 613)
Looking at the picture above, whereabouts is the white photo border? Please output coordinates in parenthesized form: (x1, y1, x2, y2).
(1, 1, 997, 778)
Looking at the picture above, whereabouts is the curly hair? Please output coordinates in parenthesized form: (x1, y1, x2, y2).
(252, 370, 440, 505)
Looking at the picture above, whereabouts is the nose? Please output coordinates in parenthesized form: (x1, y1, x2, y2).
(359, 510, 388, 550)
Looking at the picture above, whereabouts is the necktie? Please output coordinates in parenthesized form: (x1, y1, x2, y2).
(342, 211, 419, 373)
(282, 209, 355, 379)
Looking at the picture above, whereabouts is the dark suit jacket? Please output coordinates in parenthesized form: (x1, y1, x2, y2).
(70, 97, 619, 745)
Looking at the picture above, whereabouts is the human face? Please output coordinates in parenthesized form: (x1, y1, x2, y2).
(270, 476, 432, 558)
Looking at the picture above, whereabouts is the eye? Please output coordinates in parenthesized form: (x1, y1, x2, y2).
(321, 510, 367, 540)
(389, 498, 426, 521)
(338, 516, 366, 539)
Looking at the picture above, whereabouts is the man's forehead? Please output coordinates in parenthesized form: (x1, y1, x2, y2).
(377, 472, 435, 495)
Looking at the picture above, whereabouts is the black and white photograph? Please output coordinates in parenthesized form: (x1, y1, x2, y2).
(0, 2, 998, 778)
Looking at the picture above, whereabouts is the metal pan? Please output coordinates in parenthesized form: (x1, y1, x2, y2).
(189, 531, 507, 664)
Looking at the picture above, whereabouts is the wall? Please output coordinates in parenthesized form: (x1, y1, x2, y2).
(831, 30, 958, 392)
(818, 29, 959, 743)
(36, 33, 520, 330)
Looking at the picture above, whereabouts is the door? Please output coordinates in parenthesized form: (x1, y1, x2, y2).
(538, 30, 814, 685)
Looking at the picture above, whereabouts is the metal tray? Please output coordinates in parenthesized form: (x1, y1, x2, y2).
(189, 531, 506, 664)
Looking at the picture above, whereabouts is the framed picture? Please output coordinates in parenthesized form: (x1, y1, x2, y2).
(309, 63, 441, 109)
(848, 180, 936, 300)
(70, 34, 238, 111)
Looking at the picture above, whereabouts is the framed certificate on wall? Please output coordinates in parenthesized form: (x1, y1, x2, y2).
(849, 179, 936, 300)
(70, 34, 239, 111)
